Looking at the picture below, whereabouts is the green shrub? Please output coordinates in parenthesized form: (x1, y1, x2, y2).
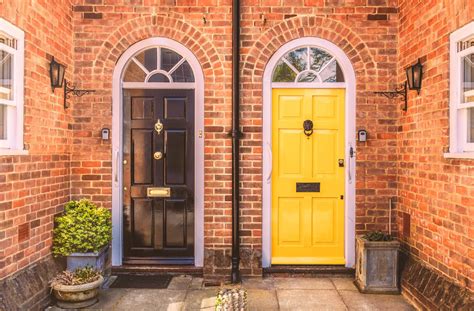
(363, 231, 393, 241)
(52, 199, 112, 257)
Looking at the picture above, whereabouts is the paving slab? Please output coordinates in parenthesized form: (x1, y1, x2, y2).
(274, 277, 335, 290)
(168, 275, 193, 290)
(90, 288, 130, 310)
(182, 288, 217, 310)
(189, 277, 204, 289)
(107, 289, 186, 311)
(331, 277, 358, 291)
(246, 289, 279, 310)
(277, 289, 347, 310)
(338, 290, 415, 311)
(242, 276, 275, 289)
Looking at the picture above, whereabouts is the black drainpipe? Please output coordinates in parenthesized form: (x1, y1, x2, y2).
(231, 0, 241, 284)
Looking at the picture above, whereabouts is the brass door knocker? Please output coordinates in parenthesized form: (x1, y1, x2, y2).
(303, 120, 313, 137)
(155, 119, 164, 135)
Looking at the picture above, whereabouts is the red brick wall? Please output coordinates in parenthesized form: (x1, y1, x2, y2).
(397, 0, 474, 292)
(0, 1, 73, 279)
(70, 0, 399, 279)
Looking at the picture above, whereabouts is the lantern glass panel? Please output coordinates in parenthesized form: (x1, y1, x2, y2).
(58, 64, 65, 87)
(406, 66, 414, 89)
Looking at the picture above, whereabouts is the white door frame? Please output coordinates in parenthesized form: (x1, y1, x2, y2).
(111, 37, 205, 267)
(262, 37, 356, 268)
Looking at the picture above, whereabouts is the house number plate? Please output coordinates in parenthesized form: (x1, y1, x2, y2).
(296, 183, 320, 192)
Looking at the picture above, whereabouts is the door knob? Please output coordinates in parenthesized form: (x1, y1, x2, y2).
(155, 119, 164, 135)
(154, 151, 163, 160)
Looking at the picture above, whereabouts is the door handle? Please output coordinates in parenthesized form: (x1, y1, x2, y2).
(265, 142, 272, 183)
(348, 144, 355, 184)
(114, 149, 119, 183)
(154, 151, 163, 160)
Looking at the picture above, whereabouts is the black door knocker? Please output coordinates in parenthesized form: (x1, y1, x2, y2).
(303, 120, 314, 137)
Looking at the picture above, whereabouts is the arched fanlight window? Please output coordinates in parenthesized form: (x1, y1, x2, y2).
(272, 46, 344, 83)
(123, 47, 195, 83)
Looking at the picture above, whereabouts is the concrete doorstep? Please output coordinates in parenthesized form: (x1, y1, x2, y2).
(46, 275, 415, 310)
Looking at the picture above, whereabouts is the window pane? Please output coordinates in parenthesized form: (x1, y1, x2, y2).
(468, 108, 474, 143)
(285, 47, 307, 72)
(272, 60, 296, 82)
(0, 105, 6, 140)
(135, 48, 157, 72)
(297, 71, 319, 82)
(148, 73, 170, 82)
(161, 48, 182, 72)
(310, 48, 333, 72)
(319, 59, 345, 82)
(0, 50, 13, 100)
(123, 60, 146, 82)
(171, 61, 194, 82)
(463, 53, 474, 103)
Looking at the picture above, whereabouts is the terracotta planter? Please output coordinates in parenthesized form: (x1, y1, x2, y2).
(355, 235, 400, 294)
(52, 276, 103, 309)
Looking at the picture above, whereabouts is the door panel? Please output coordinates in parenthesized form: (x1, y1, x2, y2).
(272, 88, 345, 265)
(123, 89, 195, 264)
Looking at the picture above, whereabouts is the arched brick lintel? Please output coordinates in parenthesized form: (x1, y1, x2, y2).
(93, 15, 224, 85)
(242, 15, 376, 88)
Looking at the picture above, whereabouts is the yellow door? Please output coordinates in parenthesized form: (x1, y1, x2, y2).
(272, 88, 345, 265)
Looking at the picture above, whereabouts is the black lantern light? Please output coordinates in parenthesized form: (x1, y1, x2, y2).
(406, 58, 423, 94)
(374, 58, 424, 111)
(49, 57, 96, 109)
(49, 57, 66, 91)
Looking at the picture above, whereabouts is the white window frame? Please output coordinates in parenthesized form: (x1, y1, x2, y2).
(445, 21, 474, 159)
(0, 18, 25, 155)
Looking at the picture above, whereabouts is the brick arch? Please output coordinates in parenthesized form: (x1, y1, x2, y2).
(242, 15, 376, 88)
(93, 15, 223, 85)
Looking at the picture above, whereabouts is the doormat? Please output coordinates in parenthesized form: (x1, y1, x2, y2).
(109, 274, 172, 289)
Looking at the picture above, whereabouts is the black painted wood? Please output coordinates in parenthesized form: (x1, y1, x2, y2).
(123, 89, 195, 264)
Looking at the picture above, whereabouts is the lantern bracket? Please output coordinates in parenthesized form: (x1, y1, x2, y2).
(64, 79, 96, 109)
(374, 82, 408, 111)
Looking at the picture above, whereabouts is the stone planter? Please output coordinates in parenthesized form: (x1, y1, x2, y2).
(52, 275, 103, 309)
(67, 245, 109, 273)
(355, 235, 400, 294)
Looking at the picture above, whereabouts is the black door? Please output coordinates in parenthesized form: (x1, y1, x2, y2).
(123, 89, 195, 264)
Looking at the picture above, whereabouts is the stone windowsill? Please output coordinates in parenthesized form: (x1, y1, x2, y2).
(443, 152, 474, 159)
(0, 149, 29, 156)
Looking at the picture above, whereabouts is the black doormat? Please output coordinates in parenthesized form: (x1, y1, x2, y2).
(110, 274, 172, 289)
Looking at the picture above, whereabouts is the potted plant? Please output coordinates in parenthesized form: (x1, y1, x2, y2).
(50, 266, 103, 309)
(355, 231, 400, 294)
(53, 199, 112, 272)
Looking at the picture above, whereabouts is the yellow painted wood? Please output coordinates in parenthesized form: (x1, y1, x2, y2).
(272, 88, 345, 265)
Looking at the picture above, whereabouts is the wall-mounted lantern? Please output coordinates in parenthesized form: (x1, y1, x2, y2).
(49, 57, 65, 91)
(374, 59, 424, 111)
(49, 57, 96, 109)
(406, 58, 423, 94)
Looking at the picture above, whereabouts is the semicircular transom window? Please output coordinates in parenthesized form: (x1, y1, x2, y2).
(123, 47, 195, 83)
(272, 46, 345, 83)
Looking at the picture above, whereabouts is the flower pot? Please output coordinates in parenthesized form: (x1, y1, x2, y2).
(355, 235, 400, 294)
(52, 275, 103, 309)
(67, 245, 109, 273)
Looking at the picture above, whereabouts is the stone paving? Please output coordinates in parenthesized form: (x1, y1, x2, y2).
(54, 275, 416, 310)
